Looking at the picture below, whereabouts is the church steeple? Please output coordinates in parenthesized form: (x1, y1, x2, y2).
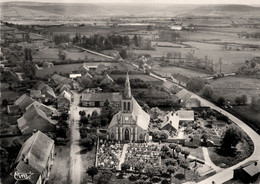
(123, 72, 132, 99)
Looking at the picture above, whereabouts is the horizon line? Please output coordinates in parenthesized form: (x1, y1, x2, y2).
(1, 0, 260, 5)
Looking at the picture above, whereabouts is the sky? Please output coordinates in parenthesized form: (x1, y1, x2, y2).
(1, 0, 260, 4)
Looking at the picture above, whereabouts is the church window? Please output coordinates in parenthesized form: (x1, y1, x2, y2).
(139, 134, 143, 139)
(124, 102, 126, 111)
(128, 102, 130, 111)
(111, 133, 114, 139)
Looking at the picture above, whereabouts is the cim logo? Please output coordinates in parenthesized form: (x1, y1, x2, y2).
(14, 171, 34, 181)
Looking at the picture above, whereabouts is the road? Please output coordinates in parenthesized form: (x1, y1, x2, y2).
(69, 91, 82, 184)
(162, 78, 260, 183)
(195, 94, 260, 184)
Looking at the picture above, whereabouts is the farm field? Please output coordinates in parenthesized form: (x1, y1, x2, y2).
(210, 76, 260, 103)
(110, 74, 162, 82)
(152, 65, 210, 78)
(34, 47, 113, 62)
(35, 62, 117, 77)
(42, 25, 146, 37)
(132, 42, 260, 73)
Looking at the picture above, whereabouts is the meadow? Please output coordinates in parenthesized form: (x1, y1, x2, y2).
(42, 25, 146, 38)
(152, 65, 210, 78)
(210, 76, 260, 103)
(34, 47, 113, 62)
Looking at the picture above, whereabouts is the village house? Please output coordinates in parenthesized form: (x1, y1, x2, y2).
(14, 94, 34, 111)
(17, 104, 56, 134)
(107, 73, 150, 142)
(57, 91, 71, 110)
(30, 89, 43, 101)
(81, 92, 121, 107)
(233, 160, 260, 183)
(161, 110, 194, 135)
(186, 97, 201, 109)
(11, 131, 54, 184)
(171, 73, 190, 87)
(26, 101, 56, 117)
(42, 62, 54, 68)
(101, 74, 114, 85)
(33, 81, 56, 101)
(51, 74, 80, 90)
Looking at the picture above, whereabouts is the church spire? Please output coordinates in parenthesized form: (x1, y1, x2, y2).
(123, 72, 132, 99)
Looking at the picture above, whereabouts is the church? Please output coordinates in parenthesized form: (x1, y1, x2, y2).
(107, 73, 150, 142)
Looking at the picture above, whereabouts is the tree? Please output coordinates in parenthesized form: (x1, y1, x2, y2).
(87, 166, 98, 183)
(221, 125, 243, 151)
(169, 143, 176, 152)
(79, 110, 86, 117)
(183, 150, 190, 160)
(181, 160, 189, 177)
(119, 49, 127, 59)
(241, 94, 247, 105)
(175, 146, 182, 158)
(217, 97, 226, 106)
(97, 170, 112, 184)
(186, 77, 205, 92)
(133, 161, 145, 173)
(165, 159, 177, 167)
(121, 162, 130, 173)
(161, 145, 169, 152)
(202, 84, 214, 99)
(2, 99, 8, 107)
(251, 96, 260, 112)
(167, 165, 176, 184)
(218, 57, 222, 73)
(235, 96, 242, 105)
(145, 165, 160, 182)
(23, 62, 35, 78)
(60, 112, 69, 120)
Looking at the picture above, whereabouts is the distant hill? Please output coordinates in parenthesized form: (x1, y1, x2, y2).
(1, 2, 260, 18)
(182, 4, 260, 17)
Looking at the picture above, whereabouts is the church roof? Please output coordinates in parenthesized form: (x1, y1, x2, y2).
(123, 72, 131, 99)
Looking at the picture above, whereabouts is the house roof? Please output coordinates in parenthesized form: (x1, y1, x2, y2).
(26, 101, 56, 116)
(82, 92, 121, 102)
(101, 74, 114, 84)
(108, 97, 150, 130)
(51, 74, 74, 85)
(161, 111, 180, 131)
(17, 104, 56, 133)
(241, 160, 260, 177)
(176, 89, 192, 100)
(82, 72, 93, 80)
(58, 91, 71, 102)
(14, 160, 41, 184)
(30, 90, 42, 99)
(14, 94, 34, 111)
(177, 110, 194, 121)
(55, 84, 71, 91)
(33, 81, 46, 91)
(172, 73, 190, 83)
(15, 131, 54, 174)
